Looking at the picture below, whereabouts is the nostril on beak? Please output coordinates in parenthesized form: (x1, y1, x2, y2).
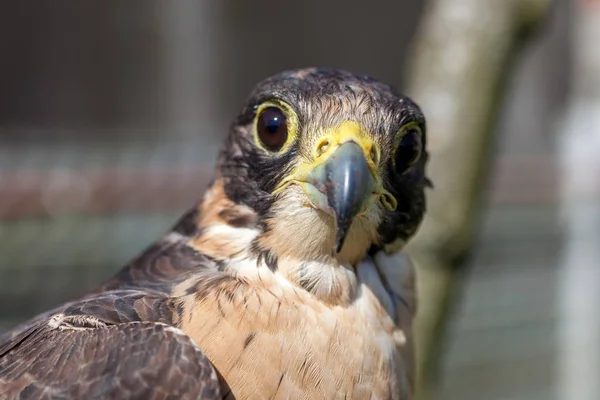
(316, 139, 330, 157)
(370, 147, 377, 165)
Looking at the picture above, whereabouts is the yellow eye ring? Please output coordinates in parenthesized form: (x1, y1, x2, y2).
(253, 100, 299, 154)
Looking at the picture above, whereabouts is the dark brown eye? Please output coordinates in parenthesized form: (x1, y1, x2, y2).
(257, 107, 288, 151)
(395, 128, 422, 174)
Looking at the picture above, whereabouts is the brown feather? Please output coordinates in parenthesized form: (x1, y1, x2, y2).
(171, 252, 413, 400)
(0, 309, 220, 399)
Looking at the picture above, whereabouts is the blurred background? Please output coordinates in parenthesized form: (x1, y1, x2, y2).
(0, 0, 598, 399)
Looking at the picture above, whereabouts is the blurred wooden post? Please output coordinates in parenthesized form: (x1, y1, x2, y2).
(558, 1, 600, 399)
(403, 0, 552, 397)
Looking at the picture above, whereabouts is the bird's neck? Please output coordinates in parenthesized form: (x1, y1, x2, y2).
(185, 180, 370, 306)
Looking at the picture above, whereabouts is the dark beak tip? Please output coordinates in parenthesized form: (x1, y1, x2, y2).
(323, 142, 373, 255)
(335, 235, 345, 253)
(334, 215, 352, 253)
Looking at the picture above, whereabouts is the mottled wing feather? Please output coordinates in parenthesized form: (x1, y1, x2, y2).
(61, 290, 178, 325)
(96, 231, 209, 295)
(0, 318, 220, 400)
(0, 290, 220, 399)
(0, 233, 206, 344)
(0, 289, 179, 346)
(0, 225, 235, 399)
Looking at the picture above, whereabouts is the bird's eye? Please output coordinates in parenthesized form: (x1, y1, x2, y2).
(395, 128, 422, 174)
(257, 107, 288, 151)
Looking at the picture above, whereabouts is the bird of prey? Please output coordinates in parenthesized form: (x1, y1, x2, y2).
(0, 68, 429, 400)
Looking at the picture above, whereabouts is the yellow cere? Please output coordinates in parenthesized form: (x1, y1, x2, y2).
(312, 121, 379, 174)
(273, 120, 397, 212)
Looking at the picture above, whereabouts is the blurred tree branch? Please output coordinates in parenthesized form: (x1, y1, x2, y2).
(404, 0, 553, 398)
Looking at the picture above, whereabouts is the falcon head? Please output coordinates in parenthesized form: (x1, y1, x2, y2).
(194, 68, 429, 269)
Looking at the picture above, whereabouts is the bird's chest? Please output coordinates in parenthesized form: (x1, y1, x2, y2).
(178, 278, 405, 400)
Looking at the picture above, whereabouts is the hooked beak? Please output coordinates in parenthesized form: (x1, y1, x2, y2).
(307, 141, 375, 252)
(273, 122, 397, 253)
